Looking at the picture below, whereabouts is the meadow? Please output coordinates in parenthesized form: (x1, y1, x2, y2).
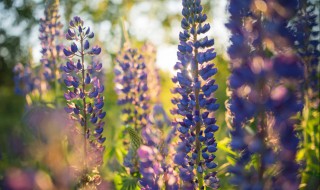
(0, 0, 319, 189)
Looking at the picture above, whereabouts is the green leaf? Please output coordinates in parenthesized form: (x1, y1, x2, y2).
(126, 125, 143, 150)
(114, 173, 140, 190)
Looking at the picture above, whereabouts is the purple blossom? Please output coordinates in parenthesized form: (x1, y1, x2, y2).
(116, 43, 179, 189)
(137, 145, 161, 190)
(141, 43, 161, 104)
(226, 0, 303, 189)
(62, 16, 105, 186)
(39, 0, 63, 83)
(139, 104, 179, 190)
(13, 63, 38, 96)
(172, 0, 219, 189)
(13, 0, 63, 102)
(114, 47, 149, 130)
(114, 46, 150, 174)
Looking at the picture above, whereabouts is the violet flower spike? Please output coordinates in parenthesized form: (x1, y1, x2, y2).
(39, 0, 63, 84)
(226, 0, 303, 189)
(114, 46, 150, 174)
(114, 47, 149, 130)
(62, 16, 106, 185)
(172, 0, 219, 189)
(13, 63, 38, 96)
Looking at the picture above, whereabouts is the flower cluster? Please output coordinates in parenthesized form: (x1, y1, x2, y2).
(13, 0, 63, 99)
(114, 47, 149, 130)
(171, 0, 219, 189)
(13, 62, 39, 96)
(62, 16, 105, 185)
(226, 0, 304, 189)
(137, 145, 162, 190)
(226, 2, 268, 187)
(115, 43, 179, 189)
(114, 46, 149, 173)
(141, 43, 161, 104)
(137, 143, 179, 190)
(39, 0, 63, 83)
(138, 104, 179, 190)
(268, 55, 304, 189)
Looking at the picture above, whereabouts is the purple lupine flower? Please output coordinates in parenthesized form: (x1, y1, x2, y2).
(13, 1, 63, 101)
(13, 63, 37, 96)
(267, 55, 304, 189)
(117, 43, 178, 189)
(137, 145, 162, 190)
(138, 104, 179, 190)
(114, 45, 150, 173)
(137, 137, 179, 190)
(114, 46, 150, 130)
(141, 43, 161, 104)
(172, 0, 219, 189)
(39, 0, 63, 83)
(62, 16, 105, 186)
(137, 127, 179, 190)
(226, 0, 303, 189)
(260, 5, 304, 190)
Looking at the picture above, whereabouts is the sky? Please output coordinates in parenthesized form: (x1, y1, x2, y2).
(129, 0, 229, 72)
(0, 0, 230, 73)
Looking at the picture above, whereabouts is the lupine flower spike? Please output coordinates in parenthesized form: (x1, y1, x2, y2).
(172, 0, 219, 189)
(13, 61, 40, 98)
(114, 45, 149, 173)
(136, 43, 179, 190)
(39, 0, 63, 84)
(13, 0, 63, 104)
(141, 43, 161, 104)
(226, 0, 303, 189)
(13, 47, 49, 106)
(63, 16, 105, 187)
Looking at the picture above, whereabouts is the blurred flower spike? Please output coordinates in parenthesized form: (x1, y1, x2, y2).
(226, 0, 304, 189)
(39, 0, 63, 83)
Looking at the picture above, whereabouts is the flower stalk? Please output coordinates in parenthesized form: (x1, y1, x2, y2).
(62, 16, 106, 186)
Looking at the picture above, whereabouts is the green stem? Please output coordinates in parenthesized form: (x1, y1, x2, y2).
(80, 35, 88, 170)
(120, 17, 130, 48)
(192, 16, 204, 190)
(54, 73, 60, 105)
(50, 37, 60, 106)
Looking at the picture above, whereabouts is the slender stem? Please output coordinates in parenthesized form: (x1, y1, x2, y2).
(49, 34, 60, 106)
(121, 17, 130, 47)
(254, 13, 266, 183)
(192, 17, 204, 190)
(54, 68, 60, 105)
(80, 35, 88, 170)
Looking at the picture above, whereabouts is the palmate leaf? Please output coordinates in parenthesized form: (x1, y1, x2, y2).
(126, 125, 143, 150)
(121, 175, 140, 190)
(114, 172, 140, 190)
